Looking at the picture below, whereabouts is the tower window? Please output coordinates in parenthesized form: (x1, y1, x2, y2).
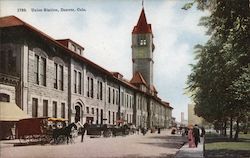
(140, 39, 147, 46)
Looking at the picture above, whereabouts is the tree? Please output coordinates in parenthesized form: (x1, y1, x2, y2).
(186, 0, 250, 139)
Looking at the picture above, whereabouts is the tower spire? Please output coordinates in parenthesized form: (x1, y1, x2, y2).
(142, 0, 144, 8)
(132, 7, 152, 34)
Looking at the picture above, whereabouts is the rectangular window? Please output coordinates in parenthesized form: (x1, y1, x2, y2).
(127, 95, 129, 108)
(32, 98, 38, 117)
(108, 87, 111, 103)
(0, 51, 6, 72)
(130, 96, 132, 108)
(91, 78, 94, 98)
(97, 81, 99, 99)
(112, 89, 115, 104)
(100, 82, 103, 100)
(116, 90, 119, 105)
(34, 55, 39, 84)
(61, 103, 65, 118)
(74, 70, 77, 93)
(86, 107, 89, 114)
(52, 101, 57, 118)
(91, 108, 94, 114)
(96, 108, 99, 124)
(54, 63, 58, 89)
(59, 65, 63, 90)
(87, 77, 90, 97)
(43, 100, 48, 117)
(108, 111, 111, 124)
(40, 57, 46, 86)
(112, 112, 115, 125)
(121, 92, 124, 106)
(78, 72, 82, 94)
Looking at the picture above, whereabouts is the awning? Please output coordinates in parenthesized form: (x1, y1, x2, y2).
(0, 102, 30, 121)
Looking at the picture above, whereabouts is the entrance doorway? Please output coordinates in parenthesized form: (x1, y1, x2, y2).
(75, 105, 81, 122)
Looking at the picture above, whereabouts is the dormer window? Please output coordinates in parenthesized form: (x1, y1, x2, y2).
(72, 44, 76, 52)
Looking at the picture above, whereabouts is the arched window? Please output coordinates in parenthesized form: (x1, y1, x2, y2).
(74, 102, 83, 123)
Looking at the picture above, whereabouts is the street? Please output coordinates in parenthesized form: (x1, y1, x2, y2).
(0, 129, 186, 158)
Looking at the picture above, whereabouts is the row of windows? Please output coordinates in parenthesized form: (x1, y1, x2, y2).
(34, 54, 64, 91)
(33, 55, 164, 113)
(72, 69, 105, 100)
(32, 98, 66, 118)
(137, 97, 147, 111)
(107, 87, 119, 105)
(85, 107, 117, 125)
(107, 88, 133, 109)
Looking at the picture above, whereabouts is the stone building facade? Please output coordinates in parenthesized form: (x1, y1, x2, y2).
(0, 8, 173, 128)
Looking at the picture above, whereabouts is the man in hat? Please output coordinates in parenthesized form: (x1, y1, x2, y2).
(193, 124, 200, 147)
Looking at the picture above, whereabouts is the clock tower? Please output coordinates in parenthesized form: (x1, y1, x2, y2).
(132, 8, 155, 87)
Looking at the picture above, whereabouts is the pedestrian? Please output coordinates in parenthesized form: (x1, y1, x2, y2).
(193, 124, 200, 147)
(201, 126, 205, 137)
(188, 125, 195, 148)
(137, 126, 140, 135)
(81, 121, 89, 142)
(158, 126, 161, 134)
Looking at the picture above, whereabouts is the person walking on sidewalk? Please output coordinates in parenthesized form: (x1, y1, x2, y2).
(81, 121, 89, 142)
(188, 125, 195, 148)
(193, 124, 200, 147)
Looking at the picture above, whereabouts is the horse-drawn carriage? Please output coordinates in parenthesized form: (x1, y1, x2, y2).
(16, 117, 77, 144)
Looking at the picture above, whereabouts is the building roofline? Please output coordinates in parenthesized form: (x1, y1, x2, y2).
(0, 15, 172, 109)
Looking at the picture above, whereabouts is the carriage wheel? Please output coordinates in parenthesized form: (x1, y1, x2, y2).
(19, 136, 29, 144)
(103, 130, 112, 137)
(56, 135, 66, 144)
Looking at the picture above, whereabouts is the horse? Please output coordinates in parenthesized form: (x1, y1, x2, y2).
(52, 123, 77, 144)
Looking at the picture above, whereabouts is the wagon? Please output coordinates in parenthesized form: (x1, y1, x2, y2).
(16, 117, 67, 144)
(86, 124, 130, 137)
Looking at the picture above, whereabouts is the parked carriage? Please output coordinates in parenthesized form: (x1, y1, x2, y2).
(16, 117, 73, 144)
(86, 124, 130, 137)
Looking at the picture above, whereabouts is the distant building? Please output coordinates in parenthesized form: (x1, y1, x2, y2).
(188, 103, 203, 126)
(181, 112, 184, 123)
(0, 7, 173, 128)
(180, 112, 188, 126)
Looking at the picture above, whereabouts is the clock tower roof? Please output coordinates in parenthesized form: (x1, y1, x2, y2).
(130, 72, 147, 86)
(132, 8, 152, 34)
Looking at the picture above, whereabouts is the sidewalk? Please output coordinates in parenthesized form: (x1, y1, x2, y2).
(175, 137, 204, 158)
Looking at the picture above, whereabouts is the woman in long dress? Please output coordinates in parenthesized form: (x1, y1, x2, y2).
(188, 127, 196, 148)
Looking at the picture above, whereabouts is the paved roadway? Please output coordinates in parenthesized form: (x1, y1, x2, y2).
(0, 129, 186, 158)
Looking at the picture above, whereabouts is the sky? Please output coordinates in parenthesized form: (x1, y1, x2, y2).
(1, 0, 209, 122)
